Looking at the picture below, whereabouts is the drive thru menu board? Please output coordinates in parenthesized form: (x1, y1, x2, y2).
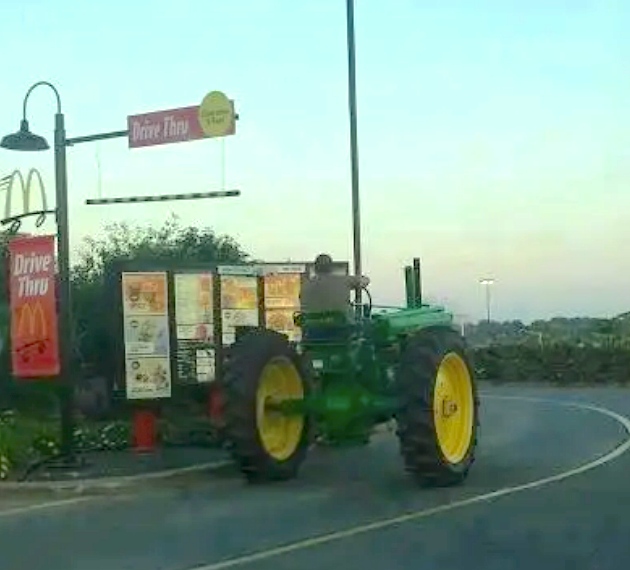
(264, 272, 302, 342)
(121, 272, 171, 399)
(220, 274, 259, 345)
(174, 273, 215, 383)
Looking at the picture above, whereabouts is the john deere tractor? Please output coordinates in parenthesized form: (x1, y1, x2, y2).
(222, 259, 479, 486)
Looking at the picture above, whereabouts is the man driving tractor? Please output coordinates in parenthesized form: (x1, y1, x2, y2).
(300, 253, 370, 323)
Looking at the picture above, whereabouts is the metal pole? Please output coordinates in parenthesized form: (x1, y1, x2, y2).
(412, 258, 422, 307)
(95, 143, 102, 199)
(346, 0, 363, 306)
(220, 138, 226, 191)
(54, 112, 75, 462)
(485, 283, 491, 323)
(404, 266, 415, 308)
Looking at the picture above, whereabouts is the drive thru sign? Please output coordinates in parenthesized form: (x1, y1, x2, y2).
(127, 91, 236, 149)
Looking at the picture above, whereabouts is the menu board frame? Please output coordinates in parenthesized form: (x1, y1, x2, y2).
(120, 271, 172, 400)
(173, 270, 217, 385)
(110, 259, 350, 398)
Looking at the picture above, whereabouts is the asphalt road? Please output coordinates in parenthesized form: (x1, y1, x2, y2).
(2, 385, 630, 570)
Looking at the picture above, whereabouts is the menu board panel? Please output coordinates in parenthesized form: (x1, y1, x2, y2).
(121, 272, 171, 399)
(124, 316, 170, 356)
(174, 273, 215, 383)
(220, 275, 259, 345)
(263, 272, 302, 341)
(175, 273, 213, 326)
(264, 274, 301, 308)
(265, 308, 301, 342)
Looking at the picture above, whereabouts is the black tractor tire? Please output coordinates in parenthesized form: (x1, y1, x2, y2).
(395, 327, 479, 486)
(222, 328, 312, 482)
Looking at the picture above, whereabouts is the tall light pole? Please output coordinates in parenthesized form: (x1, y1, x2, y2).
(479, 278, 494, 323)
(346, 0, 363, 308)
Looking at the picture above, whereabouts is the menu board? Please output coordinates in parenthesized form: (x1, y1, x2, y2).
(264, 273, 302, 342)
(174, 273, 215, 383)
(264, 274, 301, 308)
(175, 273, 213, 340)
(221, 275, 259, 345)
(121, 272, 171, 399)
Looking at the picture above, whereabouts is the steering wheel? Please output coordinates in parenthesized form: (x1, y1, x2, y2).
(351, 284, 373, 319)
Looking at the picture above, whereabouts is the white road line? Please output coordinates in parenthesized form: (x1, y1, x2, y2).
(185, 396, 630, 570)
(0, 460, 232, 518)
(0, 496, 100, 519)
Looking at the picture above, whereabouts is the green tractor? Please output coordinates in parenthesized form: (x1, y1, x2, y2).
(221, 259, 479, 486)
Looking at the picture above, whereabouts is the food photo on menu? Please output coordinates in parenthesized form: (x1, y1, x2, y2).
(264, 274, 301, 305)
(123, 273, 167, 315)
(221, 276, 257, 309)
(125, 317, 170, 355)
(128, 358, 170, 395)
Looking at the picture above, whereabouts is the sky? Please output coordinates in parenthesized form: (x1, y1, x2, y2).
(1, 0, 629, 323)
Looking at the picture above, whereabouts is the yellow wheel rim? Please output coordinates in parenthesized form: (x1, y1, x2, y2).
(433, 352, 474, 464)
(256, 357, 305, 461)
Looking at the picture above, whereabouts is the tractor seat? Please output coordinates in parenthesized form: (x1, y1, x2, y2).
(294, 311, 355, 344)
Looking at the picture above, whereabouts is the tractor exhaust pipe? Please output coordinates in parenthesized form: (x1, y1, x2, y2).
(404, 265, 415, 308)
(404, 259, 423, 309)
(413, 258, 422, 307)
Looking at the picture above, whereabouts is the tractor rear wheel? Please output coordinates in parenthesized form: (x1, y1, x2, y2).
(222, 329, 312, 482)
(395, 327, 479, 486)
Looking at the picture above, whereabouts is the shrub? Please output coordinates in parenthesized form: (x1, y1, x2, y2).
(472, 343, 630, 386)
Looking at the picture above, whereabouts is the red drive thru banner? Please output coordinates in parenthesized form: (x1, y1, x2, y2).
(9, 235, 60, 378)
(127, 90, 236, 149)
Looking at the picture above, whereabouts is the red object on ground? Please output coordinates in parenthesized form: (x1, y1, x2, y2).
(133, 409, 157, 453)
(208, 385, 224, 426)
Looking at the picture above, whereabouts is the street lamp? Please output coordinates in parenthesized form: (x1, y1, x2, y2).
(1, 81, 75, 463)
(479, 278, 495, 323)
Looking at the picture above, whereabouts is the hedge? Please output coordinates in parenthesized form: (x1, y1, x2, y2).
(471, 344, 630, 385)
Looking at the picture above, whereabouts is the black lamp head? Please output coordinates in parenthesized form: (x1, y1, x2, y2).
(0, 119, 49, 151)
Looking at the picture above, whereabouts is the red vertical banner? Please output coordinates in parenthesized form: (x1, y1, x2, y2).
(8, 235, 60, 378)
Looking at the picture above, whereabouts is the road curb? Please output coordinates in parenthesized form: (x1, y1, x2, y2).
(0, 459, 233, 495)
(0, 425, 396, 496)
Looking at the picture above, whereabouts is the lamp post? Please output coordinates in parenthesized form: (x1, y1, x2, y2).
(345, 0, 363, 308)
(2, 83, 241, 464)
(1, 81, 75, 462)
(479, 278, 494, 323)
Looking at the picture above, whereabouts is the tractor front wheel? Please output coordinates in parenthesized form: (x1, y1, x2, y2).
(222, 329, 312, 482)
(395, 327, 479, 486)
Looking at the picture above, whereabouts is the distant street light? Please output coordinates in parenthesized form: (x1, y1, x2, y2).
(479, 278, 495, 323)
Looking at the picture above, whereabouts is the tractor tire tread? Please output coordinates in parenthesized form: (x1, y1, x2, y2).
(395, 327, 479, 487)
(222, 329, 312, 482)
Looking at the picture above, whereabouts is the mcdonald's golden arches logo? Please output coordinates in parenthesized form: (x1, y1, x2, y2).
(1, 168, 49, 221)
(16, 301, 48, 339)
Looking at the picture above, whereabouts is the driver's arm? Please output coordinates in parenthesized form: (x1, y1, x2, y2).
(346, 275, 370, 289)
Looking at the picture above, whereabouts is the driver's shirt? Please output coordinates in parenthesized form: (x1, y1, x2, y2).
(299, 274, 359, 317)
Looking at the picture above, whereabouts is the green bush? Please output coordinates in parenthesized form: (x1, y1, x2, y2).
(0, 411, 59, 479)
(0, 411, 134, 480)
(472, 343, 630, 385)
